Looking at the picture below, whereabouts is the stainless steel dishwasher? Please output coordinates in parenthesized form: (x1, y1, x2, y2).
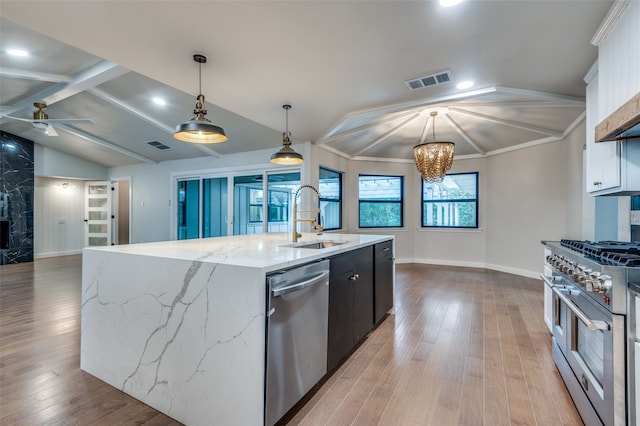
(265, 259, 330, 426)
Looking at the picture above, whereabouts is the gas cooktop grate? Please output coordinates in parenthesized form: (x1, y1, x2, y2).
(560, 239, 640, 267)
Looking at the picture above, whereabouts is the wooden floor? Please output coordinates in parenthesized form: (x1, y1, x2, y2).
(0, 256, 582, 425)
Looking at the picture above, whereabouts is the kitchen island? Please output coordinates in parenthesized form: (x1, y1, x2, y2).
(81, 232, 393, 426)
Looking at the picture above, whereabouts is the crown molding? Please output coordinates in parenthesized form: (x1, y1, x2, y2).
(591, 0, 631, 46)
(584, 61, 599, 84)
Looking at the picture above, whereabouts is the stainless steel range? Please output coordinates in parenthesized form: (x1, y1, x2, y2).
(542, 240, 640, 426)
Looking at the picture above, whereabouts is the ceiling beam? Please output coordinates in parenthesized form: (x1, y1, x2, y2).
(449, 107, 563, 138)
(55, 123, 157, 164)
(0, 67, 71, 83)
(494, 86, 585, 106)
(44, 61, 129, 105)
(417, 115, 432, 145)
(351, 113, 421, 157)
(316, 110, 417, 145)
(0, 82, 69, 117)
(443, 114, 486, 155)
(452, 101, 584, 108)
(0, 61, 128, 117)
(87, 87, 222, 158)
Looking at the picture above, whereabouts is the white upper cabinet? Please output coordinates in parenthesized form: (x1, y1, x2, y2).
(586, 1, 640, 196)
(596, 1, 640, 120)
(585, 68, 621, 194)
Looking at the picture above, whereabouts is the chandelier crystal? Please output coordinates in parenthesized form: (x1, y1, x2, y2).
(413, 111, 455, 183)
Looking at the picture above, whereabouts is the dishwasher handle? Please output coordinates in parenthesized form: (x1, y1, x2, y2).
(271, 271, 329, 297)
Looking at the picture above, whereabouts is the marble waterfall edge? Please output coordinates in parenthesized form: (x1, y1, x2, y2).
(80, 250, 266, 425)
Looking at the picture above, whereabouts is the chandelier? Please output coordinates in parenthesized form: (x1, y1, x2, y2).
(413, 111, 455, 183)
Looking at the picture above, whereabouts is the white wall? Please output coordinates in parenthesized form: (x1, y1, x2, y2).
(34, 144, 108, 258)
(35, 144, 107, 179)
(310, 124, 585, 277)
(108, 143, 310, 244)
(104, 121, 586, 278)
(34, 177, 85, 258)
(484, 125, 584, 277)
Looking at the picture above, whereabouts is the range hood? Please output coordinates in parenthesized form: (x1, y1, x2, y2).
(596, 91, 640, 142)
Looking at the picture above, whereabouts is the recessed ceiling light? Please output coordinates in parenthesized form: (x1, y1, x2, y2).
(152, 97, 167, 106)
(456, 80, 474, 90)
(439, 0, 463, 7)
(7, 49, 29, 57)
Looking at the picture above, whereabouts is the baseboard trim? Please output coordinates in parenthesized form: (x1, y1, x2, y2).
(395, 257, 539, 280)
(35, 250, 83, 259)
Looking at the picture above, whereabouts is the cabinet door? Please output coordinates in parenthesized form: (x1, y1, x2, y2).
(586, 72, 621, 193)
(374, 252, 394, 324)
(353, 257, 374, 344)
(327, 268, 354, 372)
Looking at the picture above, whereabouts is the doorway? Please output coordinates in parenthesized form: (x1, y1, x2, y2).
(84, 179, 130, 246)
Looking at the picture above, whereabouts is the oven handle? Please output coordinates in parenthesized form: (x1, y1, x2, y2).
(551, 286, 610, 331)
(540, 274, 563, 287)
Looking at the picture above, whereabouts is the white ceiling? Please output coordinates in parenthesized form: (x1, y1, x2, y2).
(0, 1, 613, 168)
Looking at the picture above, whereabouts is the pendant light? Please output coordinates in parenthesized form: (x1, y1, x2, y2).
(413, 111, 455, 183)
(270, 104, 303, 165)
(173, 54, 227, 143)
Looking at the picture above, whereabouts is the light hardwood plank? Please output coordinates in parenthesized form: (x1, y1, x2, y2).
(1, 259, 583, 426)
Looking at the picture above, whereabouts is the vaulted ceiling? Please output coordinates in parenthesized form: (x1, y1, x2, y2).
(0, 1, 612, 168)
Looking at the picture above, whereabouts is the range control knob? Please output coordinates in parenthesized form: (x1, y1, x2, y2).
(595, 275, 612, 294)
(585, 279, 595, 292)
(576, 268, 592, 284)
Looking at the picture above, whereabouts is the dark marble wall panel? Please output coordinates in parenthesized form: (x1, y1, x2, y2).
(1, 131, 34, 264)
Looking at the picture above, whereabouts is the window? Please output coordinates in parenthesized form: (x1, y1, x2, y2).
(177, 179, 199, 240)
(422, 172, 478, 228)
(318, 167, 342, 230)
(202, 177, 228, 238)
(267, 172, 300, 232)
(358, 175, 403, 228)
(248, 188, 263, 223)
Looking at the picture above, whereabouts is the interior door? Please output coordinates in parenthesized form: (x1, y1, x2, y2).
(84, 181, 112, 247)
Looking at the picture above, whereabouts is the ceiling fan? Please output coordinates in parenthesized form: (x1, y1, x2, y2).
(1, 102, 95, 137)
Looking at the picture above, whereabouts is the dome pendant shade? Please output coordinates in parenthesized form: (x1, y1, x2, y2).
(270, 133, 304, 165)
(413, 142, 455, 183)
(413, 111, 455, 183)
(270, 104, 304, 165)
(173, 55, 227, 144)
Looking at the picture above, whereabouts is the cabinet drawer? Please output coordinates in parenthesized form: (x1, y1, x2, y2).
(374, 240, 393, 258)
(330, 246, 373, 275)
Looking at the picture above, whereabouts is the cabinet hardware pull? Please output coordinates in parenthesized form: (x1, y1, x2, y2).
(593, 181, 602, 186)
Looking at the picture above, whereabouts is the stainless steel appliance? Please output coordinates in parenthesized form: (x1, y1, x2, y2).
(265, 259, 330, 426)
(542, 240, 638, 426)
(628, 268, 640, 426)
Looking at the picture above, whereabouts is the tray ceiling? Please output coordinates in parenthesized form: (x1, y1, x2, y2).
(0, 1, 613, 168)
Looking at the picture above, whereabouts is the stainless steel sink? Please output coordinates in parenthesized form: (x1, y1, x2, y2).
(284, 241, 346, 249)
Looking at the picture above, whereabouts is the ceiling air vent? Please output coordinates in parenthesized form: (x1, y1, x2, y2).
(147, 141, 171, 150)
(405, 70, 452, 91)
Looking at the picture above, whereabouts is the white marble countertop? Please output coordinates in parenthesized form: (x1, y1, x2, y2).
(84, 232, 393, 273)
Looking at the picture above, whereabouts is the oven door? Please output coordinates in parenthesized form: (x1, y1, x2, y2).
(543, 275, 568, 355)
(554, 286, 625, 426)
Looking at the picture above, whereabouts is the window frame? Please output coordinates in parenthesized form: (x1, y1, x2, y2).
(318, 166, 343, 231)
(358, 174, 404, 229)
(421, 171, 479, 229)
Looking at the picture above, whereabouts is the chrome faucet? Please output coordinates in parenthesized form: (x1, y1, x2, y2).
(292, 184, 323, 242)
